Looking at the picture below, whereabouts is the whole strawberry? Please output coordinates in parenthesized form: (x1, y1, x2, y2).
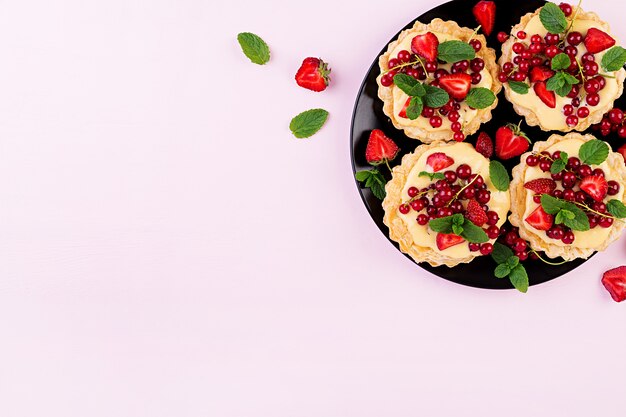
(295, 57, 331, 92)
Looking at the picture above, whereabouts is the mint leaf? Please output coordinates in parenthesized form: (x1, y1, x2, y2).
(489, 161, 510, 191)
(355, 170, 372, 182)
(550, 158, 566, 174)
(509, 265, 529, 293)
(539, 3, 567, 34)
(465, 88, 496, 109)
(460, 221, 489, 243)
(289, 109, 329, 138)
(370, 179, 386, 200)
(555, 209, 575, 225)
(356, 169, 386, 200)
(429, 216, 454, 234)
(452, 224, 464, 236)
(508, 81, 530, 95)
(601, 46, 626, 72)
(551, 53, 571, 70)
(406, 96, 423, 120)
(562, 73, 579, 84)
(495, 264, 511, 278)
(608, 199, 626, 218)
(546, 72, 565, 91)
(422, 85, 450, 108)
(393, 74, 426, 97)
(237, 32, 270, 65)
(437, 40, 476, 63)
(492, 242, 514, 264)
(419, 171, 445, 181)
(541, 194, 566, 215)
(506, 256, 520, 269)
(579, 139, 609, 165)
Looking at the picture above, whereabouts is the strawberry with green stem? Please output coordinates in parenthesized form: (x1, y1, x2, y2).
(355, 130, 400, 200)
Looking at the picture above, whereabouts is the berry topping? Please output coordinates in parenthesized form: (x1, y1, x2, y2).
(295, 57, 331, 92)
(475, 132, 494, 158)
(398, 97, 412, 118)
(602, 266, 626, 302)
(411, 32, 439, 62)
(525, 206, 554, 231)
(584, 28, 616, 54)
(426, 152, 454, 172)
(529, 66, 555, 83)
(436, 233, 465, 251)
(580, 174, 609, 202)
(495, 123, 530, 160)
(472, 1, 496, 36)
(524, 178, 557, 194)
(437, 73, 472, 100)
(533, 81, 557, 109)
(365, 129, 400, 166)
(465, 199, 488, 227)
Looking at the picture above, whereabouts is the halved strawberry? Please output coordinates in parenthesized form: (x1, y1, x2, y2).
(365, 129, 400, 166)
(495, 123, 530, 160)
(475, 132, 493, 158)
(618, 144, 626, 162)
(438, 73, 472, 100)
(584, 28, 615, 54)
(530, 66, 555, 83)
(436, 233, 465, 251)
(524, 178, 557, 194)
(602, 266, 626, 302)
(525, 206, 554, 231)
(465, 199, 488, 226)
(295, 57, 331, 92)
(533, 81, 556, 108)
(473, 1, 496, 36)
(398, 97, 411, 118)
(426, 152, 454, 172)
(411, 32, 439, 62)
(580, 174, 608, 202)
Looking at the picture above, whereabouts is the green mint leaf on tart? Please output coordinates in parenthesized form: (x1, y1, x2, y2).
(579, 139, 609, 165)
(460, 221, 489, 243)
(492, 242, 514, 264)
(289, 109, 329, 138)
(237, 32, 270, 65)
(539, 2, 568, 34)
(419, 171, 445, 181)
(465, 88, 496, 109)
(546, 72, 579, 97)
(437, 40, 476, 63)
(428, 215, 455, 234)
(355, 169, 387, 200)
(608, 199, 626, 218)
(489, 161, 510, 191)
(541, 195, 590, 231)
(393, 74, 426, 97)
(422, 85, 450, 108)
(551, 53, 571, 70)
(491, 243, 528, 293)
(601, 46, 626, 72)
(494, 264, 512, 278)
(406, 96, 424, 120)
(509, 265, 529, 293)
(506, 256, 520, 269)
(508, 81, 530, 95)
(550, 152, 568, 174)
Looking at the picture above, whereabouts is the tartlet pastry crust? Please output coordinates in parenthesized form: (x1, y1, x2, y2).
(500, 8, 626, 132)
(377, 19, 502, 143)
(509, 133, 626, 261)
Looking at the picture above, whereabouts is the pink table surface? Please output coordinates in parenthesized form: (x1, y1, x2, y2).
(0, 0, 625, 416)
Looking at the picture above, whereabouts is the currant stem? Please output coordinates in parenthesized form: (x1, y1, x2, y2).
(447, 175, 478, 207)
(530, 250, 569, 266)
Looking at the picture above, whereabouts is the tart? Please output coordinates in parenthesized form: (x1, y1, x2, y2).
(509, 133, 626, 261)
(383, 141, 511, 267)
(499, 4, 626, 132)
(377, 19, 502, 143)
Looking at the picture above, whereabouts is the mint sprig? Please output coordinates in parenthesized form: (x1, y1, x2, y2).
(491, 243, 528, 293)
(551, 53, 571, 71)
(289, 109, 329, 138)
(437, 40, 476, 63)
(489, 160, 510, 191)
(393, 74, 450, 118)
(550, 151, 568, 174)
(355, 169, 387, 200)
(428, 213, 489, 243)
(465, 88, 496, 109)
(546, 71, 579, 97)
(539, 2, 567, 34)
(394, 74, 426, 97)
(579, 139, 609, 165)
(422, 85, 450, 108)
(601, 46, 626, 72)
(541, 194, 590, 231)
(508, 81, 530, 95)
(237, 32, 270, 65)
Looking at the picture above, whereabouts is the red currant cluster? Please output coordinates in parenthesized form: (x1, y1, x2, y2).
(592, 108, 626, 138)
(498, 225, 537, 261)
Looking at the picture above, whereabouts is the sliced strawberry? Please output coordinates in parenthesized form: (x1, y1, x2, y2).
(618, 144, 626, 162)
(525, 206, 554, 231)
(530, 66, 555, 83)
(602, 266, 626, 302)
(495, 123, 530, 160)
(472, 1, 496, 36)
(411, 32, 439, 62)
(475, 132, 493, 158)
(465, 199, 488, 226)
(524, 178, 557, 194)
(436, 233, 465, 251)
(584, 28, 615, 54)
(398, 97, 411, 118)
(533, 81, 556, 109)
(295, 57, 331, 92)
(580, 174, 608, 202)
(438, 73, 472, 100)
(426, 152, 454, 172)
(365, 129, 400, 166)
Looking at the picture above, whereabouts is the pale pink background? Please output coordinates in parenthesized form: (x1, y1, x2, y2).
(0, 0, 625, 416)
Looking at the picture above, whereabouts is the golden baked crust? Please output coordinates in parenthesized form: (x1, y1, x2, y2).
(509, 133, 626, 261)
(377, 19, 502, 143)
(382, 141, 477, 267)
(500, 8, 626, 132)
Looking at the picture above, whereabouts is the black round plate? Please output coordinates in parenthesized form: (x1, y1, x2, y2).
(350, 0, 625, 289)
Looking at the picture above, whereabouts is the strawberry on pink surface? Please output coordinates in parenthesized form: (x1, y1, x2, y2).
(602, 266, 626, 302)
(295, 57, 331, 92)
(365, 129, 399, 166)
(426, 152, 454, 172)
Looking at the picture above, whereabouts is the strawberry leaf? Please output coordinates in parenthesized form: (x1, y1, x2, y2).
(437, 40, 476, 63)
(539, 3, 567, 34)
(601, 46, 626, 72)
(237, 32, 270, 65)
(289, 109, 329, 138)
